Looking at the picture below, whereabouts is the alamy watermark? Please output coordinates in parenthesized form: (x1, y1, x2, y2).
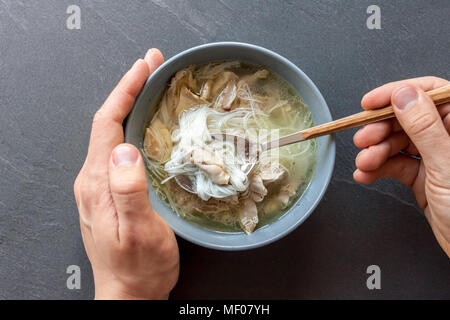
(65, 5, 381, 31)
(367, 5, 381, 29)
(66, 265, 81, 290)
(366, 265, 381, 290)
(66, 5, 81, 30)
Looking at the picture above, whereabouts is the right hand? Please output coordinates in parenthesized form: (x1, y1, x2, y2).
(353, 77, 450, 257)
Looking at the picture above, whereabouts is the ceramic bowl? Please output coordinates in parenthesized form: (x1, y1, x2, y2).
(125, 42, 335, 250)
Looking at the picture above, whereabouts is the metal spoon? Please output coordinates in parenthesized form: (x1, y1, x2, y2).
(175, 84, 450, 194)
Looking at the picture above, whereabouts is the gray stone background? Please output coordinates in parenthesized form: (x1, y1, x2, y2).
(0, 0, 449, 299)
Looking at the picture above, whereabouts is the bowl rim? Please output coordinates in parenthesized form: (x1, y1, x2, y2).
(125, 41, 335, 250)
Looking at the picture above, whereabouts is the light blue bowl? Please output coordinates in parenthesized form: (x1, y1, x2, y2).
(125, 42, 335, 250)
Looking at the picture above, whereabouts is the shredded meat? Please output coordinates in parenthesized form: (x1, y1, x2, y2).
(190, 148, 230, 185)
(238, 198, 258, 234)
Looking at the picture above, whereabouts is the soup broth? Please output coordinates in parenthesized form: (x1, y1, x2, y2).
(143, 61, 317, 234)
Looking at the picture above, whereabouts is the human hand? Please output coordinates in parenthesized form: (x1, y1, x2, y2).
(353, 77, 450, 257)
(74, 49, 179, 299)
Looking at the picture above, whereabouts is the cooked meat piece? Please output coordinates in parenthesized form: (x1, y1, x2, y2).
(249, 191, 265, 203)
(166, 67, 198, 114)
(193, 201, 230, 214)
(190, 148, 230, 185)
(167, 180, 230, 214)
(215, 79, 237, 111)
(248, 174, 268, 202)
(263, 182, 300, 214)
(211, 71, 238, 97)
(200, 80, 213, 100)
(220, 194, 239, 205)
(276, 183, 298, 207)
(259, 161, 286, 184)
(143, 118, 172, 162)
(175, 86, 208, 117)
(240, 69, 269, 87)
(238, 198, 259, 234)
(198, 164, 230, 185)
(250, 175, 266, 194)
(190, 147, 225, 168)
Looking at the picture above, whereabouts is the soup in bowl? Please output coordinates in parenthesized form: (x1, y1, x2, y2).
(125, 42, 335, 250)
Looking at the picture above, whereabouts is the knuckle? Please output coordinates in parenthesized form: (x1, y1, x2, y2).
(73, 175, 82, 203)
(80, 176, 104, 205)
(140, 224, 165, 249)
(425, 76, 449, 86)
(427, 153, 450, 183)
(92, 110, 102, 123)
(147, 221, 177, 258)
(112, 176, 148, 196)
(92, 109, 108, 128)
(73, 175, 81, 195)
(426, 169, 450, 193)
(407, 112, 437, 136)
(158, 238, 178, 262)
(424, 76, 440, 83)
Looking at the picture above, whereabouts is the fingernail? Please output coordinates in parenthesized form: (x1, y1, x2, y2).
(112, 145, 139, 166)
(393, 86, 418, 110)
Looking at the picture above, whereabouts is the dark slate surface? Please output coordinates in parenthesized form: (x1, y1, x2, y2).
(0, 1, 449, 299)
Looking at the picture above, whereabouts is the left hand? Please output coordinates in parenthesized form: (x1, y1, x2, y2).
(74, 49, 180, 299)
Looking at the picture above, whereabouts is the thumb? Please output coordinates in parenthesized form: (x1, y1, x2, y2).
(109, 143, 155, 242)
(392, 85, 450, 170)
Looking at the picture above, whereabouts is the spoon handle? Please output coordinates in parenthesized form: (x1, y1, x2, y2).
(301, 84, 450, 140)
(268, 84, 450, 150)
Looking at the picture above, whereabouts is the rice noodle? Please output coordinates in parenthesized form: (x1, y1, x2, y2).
(164, 106, 250, 201)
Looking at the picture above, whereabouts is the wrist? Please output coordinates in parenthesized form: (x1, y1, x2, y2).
(95, 285, 170, 300)
(94, 278, 170, 300)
